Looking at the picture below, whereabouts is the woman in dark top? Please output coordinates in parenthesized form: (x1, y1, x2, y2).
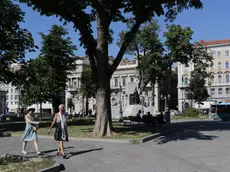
(48, 104, 68, 158)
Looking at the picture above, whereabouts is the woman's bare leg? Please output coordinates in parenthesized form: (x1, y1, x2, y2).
(33, 140, 40, 153)
(22, 141, 27, 152)
(59, 141, 65, 156)
(57, 142, 61, 155)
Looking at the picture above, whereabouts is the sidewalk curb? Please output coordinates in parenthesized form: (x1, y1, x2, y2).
(11, 134, 132, 144)
(37, 158, 61, 172)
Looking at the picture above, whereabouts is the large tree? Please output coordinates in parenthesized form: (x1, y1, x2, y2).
(19, 0, 203, 136)
(17, 25, 77, 112)
(0, 0, 35, 83)
(39, 25, 77, 112)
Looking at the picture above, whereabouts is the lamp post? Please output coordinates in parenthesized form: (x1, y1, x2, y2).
(208, 80, 212, 119)
(141, 95, 144, 116)
(119, 83, 123, 122)
(182, 76, 184, 113)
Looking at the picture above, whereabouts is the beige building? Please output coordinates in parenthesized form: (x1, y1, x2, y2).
(65, 58, 160, 118)
(178, 39, 230, 112)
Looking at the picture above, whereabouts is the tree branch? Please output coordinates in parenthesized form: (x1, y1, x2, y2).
(109, 20, 142, 76)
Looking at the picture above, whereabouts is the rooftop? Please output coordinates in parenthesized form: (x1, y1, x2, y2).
(200, 39, 230, 46)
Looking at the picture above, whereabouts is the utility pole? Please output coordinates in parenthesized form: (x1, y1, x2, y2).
(119, 83, 123, 122)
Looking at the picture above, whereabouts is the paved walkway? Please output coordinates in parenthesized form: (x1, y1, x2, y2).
(1, 120, 230, 172)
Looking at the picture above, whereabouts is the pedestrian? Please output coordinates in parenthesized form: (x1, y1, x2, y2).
(48, 104, 68, 158)
(21, 107, 41, 155)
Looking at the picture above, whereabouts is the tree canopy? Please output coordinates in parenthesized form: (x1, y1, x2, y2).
(0, 0, 36, 83)
(17, 25, 77, 110)
(189, 43, 213, 103)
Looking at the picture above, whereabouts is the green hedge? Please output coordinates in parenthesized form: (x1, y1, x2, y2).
(181, 107, 199, 117)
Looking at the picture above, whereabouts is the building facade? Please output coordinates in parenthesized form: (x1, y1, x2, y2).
(1, 59, 162, 117)
(0, 63, 52, 113)
(65, 58, 161, 118)
(178, 39, 230, 112)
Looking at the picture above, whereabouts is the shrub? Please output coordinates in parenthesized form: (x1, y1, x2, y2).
(181, 107, 199, 117)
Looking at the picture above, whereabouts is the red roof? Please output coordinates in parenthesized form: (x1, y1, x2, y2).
(200, 39, 230, 46)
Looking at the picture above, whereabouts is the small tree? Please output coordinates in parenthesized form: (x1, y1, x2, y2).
(80, 65, 97, 116)
(189, 43, 213, 105)
(117, 20, 164, 93)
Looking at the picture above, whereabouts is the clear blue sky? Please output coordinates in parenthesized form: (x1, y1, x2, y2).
(19, 0, 229, 59)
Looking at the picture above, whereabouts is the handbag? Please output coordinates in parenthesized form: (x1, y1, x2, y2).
(32, 124, 39, 132)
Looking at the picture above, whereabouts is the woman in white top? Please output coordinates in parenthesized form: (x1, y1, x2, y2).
(48, 104, 68, 158)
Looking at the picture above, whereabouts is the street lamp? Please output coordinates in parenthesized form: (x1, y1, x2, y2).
(119, 82, 123, 122)
(141, 95, 144, 116)
(182, 76, 184, 113)
(208, 80, 212, 119)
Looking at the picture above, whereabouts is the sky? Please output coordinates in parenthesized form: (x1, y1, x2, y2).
(18, 0, 230, 60)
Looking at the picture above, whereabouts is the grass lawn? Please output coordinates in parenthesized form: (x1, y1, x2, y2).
(0, 118, 156, 140)
(172, 115, 209, 120)
(0, 158, 55, 172)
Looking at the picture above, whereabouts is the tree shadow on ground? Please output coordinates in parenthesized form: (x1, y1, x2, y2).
(81, 122, 160, 135)
(154, 120, 230, 144)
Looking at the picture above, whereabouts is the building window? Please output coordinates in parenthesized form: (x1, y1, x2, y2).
(225, 51, 229, 56)
(11, 95, 13, 100)
(218, 62, 222, 70)
(15, 95, 18, 100)
(211, 76, 214, 83)
(225, 61, 229, 69)
(226, 88, 230, 94)
(122, 77, 126, 86)
(15, 101, 18, 105)
(210, 64, 214, 71)
(114, 78, 118, 87)
(11, 102, 13, 105)
(11, 88, 13, 93)
(183, 77, 189, 85)
(218, 88, 223, 95)
(218, 74, 222, 83)
(218, 51, 221, 57)
(211, 88, 215, 95)
(226, 74, 230, 83)
(130, 77, 134, 83)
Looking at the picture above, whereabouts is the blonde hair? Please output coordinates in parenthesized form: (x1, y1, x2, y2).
(59, 104, 65, 109)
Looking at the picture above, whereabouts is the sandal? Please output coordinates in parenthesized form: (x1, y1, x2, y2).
(62, 154, 68, 159)
(56, 152, 61, 156)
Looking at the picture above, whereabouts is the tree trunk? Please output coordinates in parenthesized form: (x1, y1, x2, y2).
(92, 14, 113, 137)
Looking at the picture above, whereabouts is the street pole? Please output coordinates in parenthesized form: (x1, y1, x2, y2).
(208, 81, 212, 119)
(181, 76, 184, 113)
(141, 95, 144, 116)
(119, 84, 123, 122)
